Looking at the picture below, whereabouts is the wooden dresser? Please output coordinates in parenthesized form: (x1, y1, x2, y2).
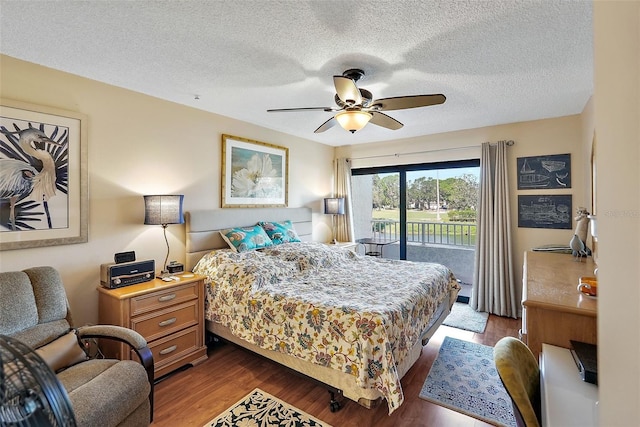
(521, 251, 597, 357)
(98, 273, 208, 378)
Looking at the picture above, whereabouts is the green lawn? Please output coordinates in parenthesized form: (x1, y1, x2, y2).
(372, 208, 452, 222)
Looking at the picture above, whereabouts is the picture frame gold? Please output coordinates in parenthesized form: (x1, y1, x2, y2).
(221, 134, 288, 208)
(0, 98, 88, 250)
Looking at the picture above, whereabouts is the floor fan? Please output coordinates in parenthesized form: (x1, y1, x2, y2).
(0, 335, 76, 426)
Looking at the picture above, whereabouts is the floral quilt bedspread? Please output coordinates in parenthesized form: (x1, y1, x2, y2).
(193, 242, 459, 413)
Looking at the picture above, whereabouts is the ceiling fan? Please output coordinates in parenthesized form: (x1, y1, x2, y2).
(267, 68, 446, 134)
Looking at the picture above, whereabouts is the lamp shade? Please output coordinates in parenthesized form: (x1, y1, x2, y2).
(144, 195, 184, 226)
(324, 197, 345, 215)
(335, 110, 372, 133)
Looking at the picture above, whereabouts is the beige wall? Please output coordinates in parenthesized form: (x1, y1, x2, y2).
(1, 1, 639, 422)
(0, 55, 335, 326)
(594, 2, 640, 425)
(337, 114, 589, 307)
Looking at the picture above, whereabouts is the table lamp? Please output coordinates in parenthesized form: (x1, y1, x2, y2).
(324, 197, 345, 244)
(144, 195, 184, 278)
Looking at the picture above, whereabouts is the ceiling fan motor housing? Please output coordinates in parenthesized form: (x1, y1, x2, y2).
(342, 68, 365, 82)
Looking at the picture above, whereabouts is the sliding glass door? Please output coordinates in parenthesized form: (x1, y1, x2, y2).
(351, 160, 479, 286)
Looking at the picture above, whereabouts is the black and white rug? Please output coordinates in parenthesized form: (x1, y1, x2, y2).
(203, 388, 332, 427)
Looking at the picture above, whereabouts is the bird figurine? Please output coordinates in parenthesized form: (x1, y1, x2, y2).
(569, 234, 587, 262)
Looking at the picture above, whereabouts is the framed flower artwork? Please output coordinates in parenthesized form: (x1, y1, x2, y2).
(221, 134, 288, 207)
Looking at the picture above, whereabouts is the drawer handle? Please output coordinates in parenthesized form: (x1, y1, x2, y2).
(159, 345, 177, 355)
(158, 294, 176, 302)
(158, 317, 177, 327)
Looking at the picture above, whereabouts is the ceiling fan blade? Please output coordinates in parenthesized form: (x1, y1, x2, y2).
(371, 94, 446, 111)
(333, 76, 362, 106)
(314, 117, 337, 133)
(369, 111, 403, 130)
(267, 107, 337, 112)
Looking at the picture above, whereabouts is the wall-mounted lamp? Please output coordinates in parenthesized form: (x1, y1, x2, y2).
(324, 197, 345, 244)
(335, 110, 372, 133)
(144, 195, 184, 278)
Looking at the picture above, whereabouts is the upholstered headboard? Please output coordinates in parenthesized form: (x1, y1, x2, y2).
(185, 207, 313, 271)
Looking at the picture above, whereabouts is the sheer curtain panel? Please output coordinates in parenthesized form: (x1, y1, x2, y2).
(334, 158, 354, 242)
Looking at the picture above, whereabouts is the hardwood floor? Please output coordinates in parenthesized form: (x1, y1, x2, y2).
(151, 314, 520, 427)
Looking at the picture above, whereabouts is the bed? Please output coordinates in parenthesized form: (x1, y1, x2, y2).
(185, 208, 460, 414)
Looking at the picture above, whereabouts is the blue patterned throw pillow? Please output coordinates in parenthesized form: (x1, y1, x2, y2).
(258, 220, 301, 245)
(219, 225, 274, 253)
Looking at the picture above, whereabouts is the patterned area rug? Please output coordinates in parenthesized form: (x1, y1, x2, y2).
(419, 336, 517, 427)
(443, 302, 489, 333)
(203, 388, 332, 427)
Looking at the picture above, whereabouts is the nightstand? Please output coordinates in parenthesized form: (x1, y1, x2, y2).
(97, 273, 208, 378)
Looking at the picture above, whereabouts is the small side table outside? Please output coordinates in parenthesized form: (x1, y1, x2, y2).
(356, 238, 398, 258)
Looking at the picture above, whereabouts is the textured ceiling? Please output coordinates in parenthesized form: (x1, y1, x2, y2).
(0, 0, 593, 147)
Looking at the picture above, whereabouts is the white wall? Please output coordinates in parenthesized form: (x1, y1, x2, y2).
(0, 55, 335, 326)
(593, 2, 640, 425)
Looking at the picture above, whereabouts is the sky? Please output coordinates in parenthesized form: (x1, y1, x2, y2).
(379, 166, 480, 181)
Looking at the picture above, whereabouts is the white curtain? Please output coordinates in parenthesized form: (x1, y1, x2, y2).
(334, 158, 355, 242)
(471, 141, 518, 318)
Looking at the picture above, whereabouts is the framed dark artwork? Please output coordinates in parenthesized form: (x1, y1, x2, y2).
(517, 153, 571, 190)
(518, 195, 572, 229)
(0, 99, 88, 250)
(221, 134, 288, 208)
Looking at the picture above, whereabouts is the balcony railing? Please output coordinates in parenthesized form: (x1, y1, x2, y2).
(370, 219, 476, 247)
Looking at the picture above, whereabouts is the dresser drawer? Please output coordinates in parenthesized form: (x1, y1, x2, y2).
(145, 326, 199, 368)
(131, 301, 198, 342)
(130, 282, 199, 316)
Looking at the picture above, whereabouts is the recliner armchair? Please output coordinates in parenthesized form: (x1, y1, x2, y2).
(0, 266, 154, 426)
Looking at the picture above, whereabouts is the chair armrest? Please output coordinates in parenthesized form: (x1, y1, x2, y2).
(76, 324, 146, 350)
(75, 324, 154, 374)
(76, 324, 155, 421)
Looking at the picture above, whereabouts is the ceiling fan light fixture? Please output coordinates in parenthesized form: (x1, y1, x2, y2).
(335, 110, 372, 133)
